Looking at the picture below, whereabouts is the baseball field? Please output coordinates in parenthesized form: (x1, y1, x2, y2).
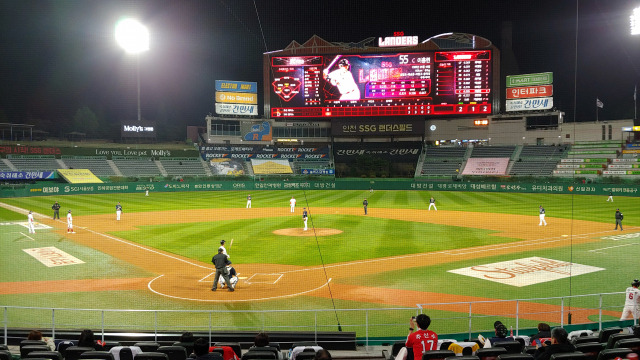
(0, 189, 637, 337)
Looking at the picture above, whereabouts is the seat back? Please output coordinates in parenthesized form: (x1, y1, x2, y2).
(421, 350, 456, 360)
(214, 343, 242, 358)
(64, 347, 96, 360)
(25, 351, 62, 360)
(573, 337, 599, 345)
(596, 348, 632, 360)
(392, 342, 406, 357)
(21, 345, 53, 358)
(242, 351, 276, 360)
(103, 342, 121, 352)
(134, 353, 170, 360)
(606, 333, 635, 349)
(444, 356, 479, 360)
(598, 328, 622, 344)
(296, 353, 316, 360)
(118, 347, 134, 360)
(549, 353, 587, 360)
(0, 350, 11, 360)
(21, 340, 48, 349)
(476, 348, 508, 360)
(135, 342, 161, 353)
(523, 347, 536, 355)
(173, 342, 194, 355)
(614, 339, 640, 353)
(247, 347, 279, 358)
(291, 343, 317, 349)
(440, 342, 454, 352)
(574, 342, 604, 360)
(157, 346, 188, 360)
(80, 351, 115, 360)
(496, 354, 534, 360)
(492, 341, 523, 354)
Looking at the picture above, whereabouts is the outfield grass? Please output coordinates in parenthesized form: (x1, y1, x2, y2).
(0, 207, 27, 221)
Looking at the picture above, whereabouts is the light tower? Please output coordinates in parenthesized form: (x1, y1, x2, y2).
(115, 18, 149, 121)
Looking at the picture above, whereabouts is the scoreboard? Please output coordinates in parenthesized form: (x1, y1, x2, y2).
(268, 50, 492, 118)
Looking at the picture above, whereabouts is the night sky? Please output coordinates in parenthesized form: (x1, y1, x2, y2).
(1, 0, 639, 140)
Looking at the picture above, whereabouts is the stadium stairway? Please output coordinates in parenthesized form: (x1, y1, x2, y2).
(55, 159, 68, 169)
(155, 160, 169, 177)
(200, 158, 213, 176)
(1, 158, 17, 171)
(107, 160, 123, 176)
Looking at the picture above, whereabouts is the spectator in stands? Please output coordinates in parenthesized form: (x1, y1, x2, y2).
(314, 350, 331, 360)
(254, 332, 270, 347)
(530, 323, 552, 346)
(406, 315, 438, 360)
(180, 332, 195, 343)
(193, 338, 217, 360)
(533, 327, 575, 360)
(483, 322, 513, 348)
(78, 329, 105, 350)
(27, 330, 55, 350)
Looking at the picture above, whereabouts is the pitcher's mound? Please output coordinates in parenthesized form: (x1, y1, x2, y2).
(273, 228, 343, 236)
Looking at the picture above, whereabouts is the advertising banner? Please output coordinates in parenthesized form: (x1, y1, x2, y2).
(332, 119, 425, 136)
(333, 141, 422, 162)
(215, 80, 257, 93)
(250, 159, 293, 174)
(462, 158, 509, 175)
(241, 121, 272, 141)
(506, 85, 553, 99)
(506, 72, 553, 87)
(215, 103, 258, 116)
(209, 159, 245, 175)
(0, 171, 55, 180)
(202, 152, 329, 160)
(215, 92, 257, 104)
(505, 97, 553, 112)
(301, 169, 335, 175)
(121, 120, 156, 138)
(57, 169, 103, 184)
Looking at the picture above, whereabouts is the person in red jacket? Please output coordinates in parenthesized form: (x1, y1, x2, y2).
(406, 315, 438, 360)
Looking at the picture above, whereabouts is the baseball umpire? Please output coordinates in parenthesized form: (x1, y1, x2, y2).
(211, 248, 234, 292)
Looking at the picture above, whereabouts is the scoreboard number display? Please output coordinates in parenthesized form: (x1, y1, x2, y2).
(269, 50, 492, 118)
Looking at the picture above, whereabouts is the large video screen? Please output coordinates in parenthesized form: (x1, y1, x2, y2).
(268, 50, 492, 118)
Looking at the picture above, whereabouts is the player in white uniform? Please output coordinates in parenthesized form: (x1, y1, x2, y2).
(145, 187, 149, 196)
(428, 197, 437, 211)
(27, 211, 36, 234)
(116, 202, 123, 220)
(621, 279, 640, 322)
(323, 58, 360, 101)
(539, 205, 547, 226)
(67, 210, 75, 233)
(218, 240, 229, 258)
(246, 194, 252, 208)
(290, 196, 296, 212)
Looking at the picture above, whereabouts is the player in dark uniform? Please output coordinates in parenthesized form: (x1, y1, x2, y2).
(615, 209, 624, 231)
(363, 199, 368, 215)
(52, 201, 61, 219)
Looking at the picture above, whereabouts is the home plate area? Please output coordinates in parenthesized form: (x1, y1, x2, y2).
(245, 273, 283, 284)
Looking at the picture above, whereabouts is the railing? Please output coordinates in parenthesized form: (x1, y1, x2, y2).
(1, 292, 633, 346)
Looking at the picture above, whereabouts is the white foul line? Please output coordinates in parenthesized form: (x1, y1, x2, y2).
(588, 243, 636, 253)
(19, 232, 35, 241)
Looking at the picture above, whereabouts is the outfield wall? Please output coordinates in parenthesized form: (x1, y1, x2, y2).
(1, 179, 639, 197)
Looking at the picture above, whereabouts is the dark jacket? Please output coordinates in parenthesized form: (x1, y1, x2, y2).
(212, 253, 231, 269)
(533, 343, 576, 360)
(530, 330, 552, 343)
(615, 211, 623, 220)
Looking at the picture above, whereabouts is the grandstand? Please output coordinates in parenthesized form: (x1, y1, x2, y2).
(6, 155, 61, 172)
(111, 157, 163, 177)
(419, 147, 466, 177)
(160, 158, 209, 176)
(509, 145, 567, 176)
(469, 145, 516, 158)
(61, 156, 117, 176)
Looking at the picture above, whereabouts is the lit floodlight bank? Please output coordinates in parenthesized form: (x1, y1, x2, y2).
(115, 18, 149, 53)
(632, 6, 640, 35)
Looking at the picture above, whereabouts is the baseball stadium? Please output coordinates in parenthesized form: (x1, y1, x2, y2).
(2, 7, 640, 360)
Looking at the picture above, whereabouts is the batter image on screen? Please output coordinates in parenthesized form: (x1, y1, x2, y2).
(323, 57, 361, 101)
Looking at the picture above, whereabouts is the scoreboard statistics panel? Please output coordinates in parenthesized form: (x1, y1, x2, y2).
(269, 50, 492, 118)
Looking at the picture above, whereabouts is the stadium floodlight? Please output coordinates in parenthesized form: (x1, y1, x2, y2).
(115, 18, 149, 122)
(115, 18, 149, 53)
(631, 6, 640, 35)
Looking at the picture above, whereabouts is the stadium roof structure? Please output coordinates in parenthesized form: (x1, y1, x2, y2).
(268, 32, 494, 55)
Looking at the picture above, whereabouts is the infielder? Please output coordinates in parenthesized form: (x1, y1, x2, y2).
(246, 194, 252, 208)
(363, 198, 368, 215)
(302, 208, 308, 231)
(219, 240, 229, 257)
(323, 58, 360, 101)
(67, 210, 75, 233)
(620, 279, 640, 322)
(116, 202, 123, 220)
(27, 211, 36, 234)
(607, 191, 613, 202)
(539, 205, 547, 226)
(428, 197, 437, 211)
(290, 196, 296, 212)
